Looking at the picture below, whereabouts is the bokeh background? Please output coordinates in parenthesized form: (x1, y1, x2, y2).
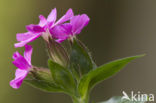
(0, 0, 156, 103)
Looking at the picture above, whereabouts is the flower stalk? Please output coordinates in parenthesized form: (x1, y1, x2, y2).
(72, 97, 88, 103)
(72, 95, 89, 103)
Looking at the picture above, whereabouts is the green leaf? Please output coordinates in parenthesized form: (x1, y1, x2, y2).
(70, 39, 96, 79)
(98, 96, 146, 103)
(25, 68, 63, 93)
(48, 60, 76, 95)
(78, 55, 145, 99)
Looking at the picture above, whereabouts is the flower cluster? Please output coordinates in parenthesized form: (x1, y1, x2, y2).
(10, 8, 90, 89)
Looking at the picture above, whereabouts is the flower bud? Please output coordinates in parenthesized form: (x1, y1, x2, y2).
(25, 67, 62, 92)
(46, 37, 69, 68)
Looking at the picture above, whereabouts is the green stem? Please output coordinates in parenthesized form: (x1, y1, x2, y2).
(72, 95, 89, 103)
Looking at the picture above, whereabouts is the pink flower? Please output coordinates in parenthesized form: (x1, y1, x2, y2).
(14, 8, 74, 47)
(10, 45, 33, 89)
(50, 14, 90, 43)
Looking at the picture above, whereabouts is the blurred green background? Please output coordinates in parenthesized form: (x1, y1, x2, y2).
(0, 0, 156, 103)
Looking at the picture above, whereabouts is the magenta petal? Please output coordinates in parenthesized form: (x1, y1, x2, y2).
(54, 8, 74, 26)
(10, 69, 28, 89)
(26, 24, 45, 33)
(24, 45, 33, 65)
(70, 14, 90, 35)
(14, 33, 42, 48)
(39, 15, 47, 27)
(16, 32, 35, 42)
(47, 8, 57, 23)
(12, 52, 31, 70)
(57, 23, 72, 34)
(50, 23, 72, 41)
(12, 51, 21, 59)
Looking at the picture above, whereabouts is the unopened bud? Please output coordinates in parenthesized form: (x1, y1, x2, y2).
(46, 37, 69, 67)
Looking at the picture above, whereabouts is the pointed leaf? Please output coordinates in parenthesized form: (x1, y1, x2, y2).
(48, 60, 76, 94)
(78, 55, 145, 98)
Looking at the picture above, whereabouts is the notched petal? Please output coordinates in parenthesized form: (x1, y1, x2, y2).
(15, 33, 42, 48)
(26, 24, 45, 33)
(12, 53, 31, 70)
(16, 32, 34, 42)
(24, 45, 33, 65)
(39, 15, 47, 27)
(47, 8, 57, 23)
(70, 14, 90, 34)
(54, 8, 74, 26)
(10, 69, 28, 89)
